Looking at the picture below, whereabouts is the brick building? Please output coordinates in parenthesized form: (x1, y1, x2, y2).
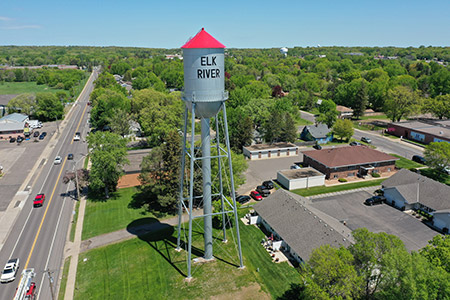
(302, 146, 398, 179)
(387, 120, 450, 144)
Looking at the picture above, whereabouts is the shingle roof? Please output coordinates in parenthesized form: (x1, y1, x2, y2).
(253, 189, 352, 261)
(382, 169, 450, 211)
(303, 123, 331, 139)
(302, 146, 398, 168)
(336, 105, 353, 112)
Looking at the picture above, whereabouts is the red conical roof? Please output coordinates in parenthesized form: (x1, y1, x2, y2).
(181, 28, 225, 49)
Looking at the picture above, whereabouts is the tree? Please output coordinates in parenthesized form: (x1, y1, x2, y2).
(62, 169, 89, 196)
(349, 228, 408, 298)
(306, 245, 362, 299)
(384, 86, 420, 122)
(332, 119, 354, 141)
(226, 107, 254, 153)
(352, 78, 369, 119)
(34, 93, 64, 121)
(423, 94, 450, 119)
(420, 235, 450, 273)
(108, 108, 131, 137)
(281, 112, 298, 143)
(7, 93, 36, 115)
(90, 89, 130, 130)
(87, 131, 128, 198)
(317, 99, 339, 128)
(424, 142, 450, 172)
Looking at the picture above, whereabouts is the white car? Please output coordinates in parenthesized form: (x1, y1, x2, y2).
(73, 132, 81, 141)
(54, 156, 62, 165)
(0, 258, 19, 283)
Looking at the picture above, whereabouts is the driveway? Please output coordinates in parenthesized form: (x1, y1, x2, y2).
(309, 190, 439, 251)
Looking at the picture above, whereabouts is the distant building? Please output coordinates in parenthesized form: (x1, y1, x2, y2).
(0, 113, 29, 139)
(387, 120, 450, 144)
(300, 124, 333, 144)
(336, 105, 353, 119)
(243, 142, 298, 160)
(302, 146, 398, 179)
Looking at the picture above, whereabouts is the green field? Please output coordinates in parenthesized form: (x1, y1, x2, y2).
(0, 81, 61, 95)
(74, 217, 300, 300)
(291, 178, 385, 197)
(390, 154, 423, 169)
(82, 187, 159, 240)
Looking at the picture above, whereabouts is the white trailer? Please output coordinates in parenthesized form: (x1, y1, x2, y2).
(13, 268, 36, 300)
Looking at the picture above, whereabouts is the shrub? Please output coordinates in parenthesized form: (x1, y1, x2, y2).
(371, 172, 381, 178)
(338, 178, 347, 182)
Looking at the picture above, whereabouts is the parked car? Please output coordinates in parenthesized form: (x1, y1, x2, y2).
(262, 180, 274, 189)
(236, 195, 251, 204)
(16, 136, 24, 143)
(313, 144, 323, 150)
(0, 258, 19, 283)
(9, 137, 16, 143)
(54, 156, 62, 165)
(350, 141, 361, 146)
(256, 185, 271, 197)
(39, 134, 45, 140)
(443, 166, 450, 175)
(290, 164, 301, 170)
(361, 137, 372, 144)
(41, 131, 47, 137)
(365, 195, 386, 206)
(68, 153, 74, 160)
(412, 155, 426, 164)
(250, 191, 263, 201)
(33, 193, 45, 207)
(33, 131, 40, 137)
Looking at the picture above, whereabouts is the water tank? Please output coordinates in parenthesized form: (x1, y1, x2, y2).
(280, 47, 288, 56)
(182, 28, 227, 118)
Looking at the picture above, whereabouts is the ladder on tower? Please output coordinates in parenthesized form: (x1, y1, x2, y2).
(14, 268, 36, 300)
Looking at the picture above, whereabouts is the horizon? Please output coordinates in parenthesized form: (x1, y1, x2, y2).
(1, 0, 449, 48)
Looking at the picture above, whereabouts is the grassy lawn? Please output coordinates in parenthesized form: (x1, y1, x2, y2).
(295, 117, 313, 126)
(390, 154, 423, 169)
(0, 81, 60, 94)
(70, 201, 80, 242)
(291, 178, 385, 197)
(75, 217, 300, 300)
(58, 258, 71, 300)
(419, 168, 450, 185)
(82, 187, 159, 240)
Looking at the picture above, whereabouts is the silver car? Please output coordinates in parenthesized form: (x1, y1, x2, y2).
(0, 258, 19, 283)
(54, 156, 62, 165)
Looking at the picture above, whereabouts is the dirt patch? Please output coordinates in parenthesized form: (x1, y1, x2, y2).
(210, 283, 270, 300)
(117, 173, 141, 189)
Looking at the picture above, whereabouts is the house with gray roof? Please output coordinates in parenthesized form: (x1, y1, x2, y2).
(253, 189, 352, 263)
(0, 113, 28, 139)
(300, 123, 333, 144)
(382, 169, 450, 233)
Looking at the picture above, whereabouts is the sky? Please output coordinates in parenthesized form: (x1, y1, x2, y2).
(0, 0, 449, 49)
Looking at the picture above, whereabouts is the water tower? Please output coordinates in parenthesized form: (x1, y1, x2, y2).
(280, 47, 288, 57)
(176, 28, 244, 279)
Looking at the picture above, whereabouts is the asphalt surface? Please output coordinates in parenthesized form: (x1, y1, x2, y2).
(309, 190, 439, 251)
(0, 70, 96, 300)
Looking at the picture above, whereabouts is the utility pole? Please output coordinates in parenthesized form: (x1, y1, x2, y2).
(46, 269, 55, 300)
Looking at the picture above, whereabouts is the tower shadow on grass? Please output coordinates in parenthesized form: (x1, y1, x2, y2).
(127, 218, 240, 277)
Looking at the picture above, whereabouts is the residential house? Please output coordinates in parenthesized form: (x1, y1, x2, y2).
(300, 124, 333, 144)
(382, 169, 450, 233)
(336, 105, 353, 119)
(302, 146, 398, 179)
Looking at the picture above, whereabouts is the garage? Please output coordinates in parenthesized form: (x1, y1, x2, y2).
(277, 168, 325, 190)
(432, 210, 450, 233)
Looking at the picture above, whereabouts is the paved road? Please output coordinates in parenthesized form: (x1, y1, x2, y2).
(0, 70, 96, 300)
(299, 110, 424, 158)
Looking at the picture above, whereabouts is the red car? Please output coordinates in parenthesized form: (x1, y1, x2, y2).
(250, 191, 263, 201)
(33, 194, 45, 207)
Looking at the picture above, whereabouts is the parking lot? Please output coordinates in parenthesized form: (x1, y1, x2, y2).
(0, 122, 57, 211)
(237, 149, 306, 195)
(309, 190, 439, 251)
